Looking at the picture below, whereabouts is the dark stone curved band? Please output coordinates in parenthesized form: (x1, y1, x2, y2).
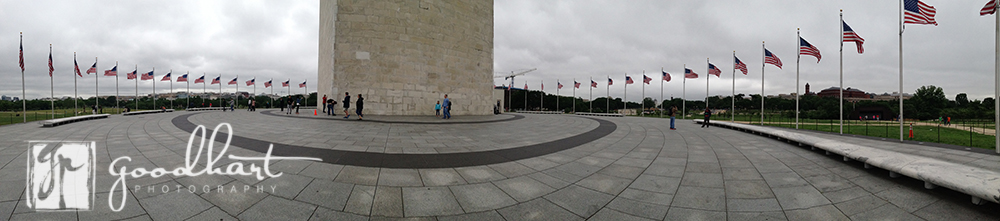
(170, 112, 617, 169)
(258, 110, 526, 124)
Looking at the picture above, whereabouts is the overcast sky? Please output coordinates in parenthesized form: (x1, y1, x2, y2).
(2, 0, 997, 102)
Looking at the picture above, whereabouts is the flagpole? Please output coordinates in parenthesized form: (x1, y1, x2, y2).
(761, 42, 766, 125)
(796, 28, 801, 129)
(540, 80, 543, 111)
(573, 78, 576, 113)
(641, 70, 645, 117)
(253, 77, 256, 107)
(50, 44, 53, 119)
(115, 61, 119, 114)
(840, 10, 845, 134)
(556, 79, 560, 112)
(732, 52, 736, 122)
(995, 1, 1000, 154)
(682, 65, 686, 119)
(95, 57, 98, 114)
(270, 79, 273, 108)
(169, 70, 173, 109)
(236, 75, 239, 109)
(606, 75, 610, 113)
(74, 52, 78, 116)
(20, 32, 25, 123)
(152, 67, 156, 109)
(623, 74, 627, 115)
(706, 59, 710, 110)
(899, 0, 905, 141)
(589, 77, 593, 112)
(524, 80, 528, 111)
(219, 75, 223, 108)
(186, 72, 190, 109)
(134, 64, 138, 111)
(660, 67, 664, 118)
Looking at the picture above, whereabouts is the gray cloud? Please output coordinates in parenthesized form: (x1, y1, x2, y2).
(1, 0, 996, 103)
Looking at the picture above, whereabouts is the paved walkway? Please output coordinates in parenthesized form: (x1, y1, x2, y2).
(0, 110, 998, 220)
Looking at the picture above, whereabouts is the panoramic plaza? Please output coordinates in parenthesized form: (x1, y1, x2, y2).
(1, 110, 998, 220)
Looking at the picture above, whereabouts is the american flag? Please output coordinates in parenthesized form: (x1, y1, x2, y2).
(299, 81, 307, 88)
(177, 74, 188, 82)
(983, 0, 997, 15)
(246, 78, 255, 86)
(558, 82, 563, 89)
(574, 81, 581, 88)
(904, 0, 937, 25)
(591, 80, 597, 88)
(194, 75, 205, 84)
(684, 68, 698, 79)
(282, 80, 289, 87)
(104, 65, 117, 76)
(524, 83, 528, 90)
(161, 72, 171, 81)
(625, 76, 634, 84)
(608, 78, 613, 85)
(643, 75, 652, 84)
(126, 69, 137, 80)
(140, 71, 154, 80)
(211, 76, 221, 85)
(662, 71, 671, 82)
(799, 37, 821, 62)
(86, 62, 97, 74)
(74, 57, 82, 77)
(708, 63, 722, 77)
(48, 49, 53, 77)
(541, 83, 544, 90)
(228, 77, 238, 85)
(734, 56, 748, 75)
(264, 80, 272, 88)
(764, 49, 782, 69)
(18, 35, 23, 72)
(842, 21, 865, 54)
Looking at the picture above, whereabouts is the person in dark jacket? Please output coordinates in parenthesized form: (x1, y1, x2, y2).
(355, 94, 364, 120)
(343, 92, 351, 119)
(701, 108, 711, 128)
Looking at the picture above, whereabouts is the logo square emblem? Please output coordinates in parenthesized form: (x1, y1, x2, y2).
(26, 141, 95, 211)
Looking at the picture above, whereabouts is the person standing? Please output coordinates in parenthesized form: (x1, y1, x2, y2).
(321, 94, 328, 113)
(435, 101, 441, 117)
(286, 97, 294, 114)
(669, 106, 677, 130)
(442, 94, 451, 119)
(355, 94, 364, 120)
(701, 107, 711, 128)
(343, 92, 351, 118)
(250, 99, 256, 111)
(295, 97, 301, 114)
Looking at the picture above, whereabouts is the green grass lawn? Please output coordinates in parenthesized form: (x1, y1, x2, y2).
(639, 113, 996, 150)
(0, 108, 144, 126)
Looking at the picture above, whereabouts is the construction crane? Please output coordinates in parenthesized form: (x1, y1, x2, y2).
(493, 68, 536, 112)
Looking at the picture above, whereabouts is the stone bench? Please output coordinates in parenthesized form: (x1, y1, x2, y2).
(186, 107, 226, 111)
(515, 111, 562, 114)
(574, 112, 624, 117)
(694, 119, 1000, 205)
(40, 114, 110, 127)
(122, 109, 174, 116)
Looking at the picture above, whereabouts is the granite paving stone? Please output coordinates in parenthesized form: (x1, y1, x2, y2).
(2, 111, 997, 220)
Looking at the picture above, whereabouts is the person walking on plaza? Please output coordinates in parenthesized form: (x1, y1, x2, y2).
(442, 94, 451, 119)
(250, 99, 256, 112)
(356, 94, 364, 120)
(701, 107, 711, 128)
(280, 97, 284, 112)
(669, 106, 677, 130)
(343, 92, 351, 118)
(435, 101, 441, 117)
(286, 98, 294, 114)
(321, 94, 328, 113)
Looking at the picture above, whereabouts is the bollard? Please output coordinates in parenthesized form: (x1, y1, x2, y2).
(314, 109, 317, 116)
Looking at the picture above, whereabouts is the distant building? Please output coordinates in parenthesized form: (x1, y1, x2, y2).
(817, 87, 868, 98)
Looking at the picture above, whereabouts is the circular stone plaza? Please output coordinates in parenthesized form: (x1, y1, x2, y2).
(2, 110, 999, 220)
